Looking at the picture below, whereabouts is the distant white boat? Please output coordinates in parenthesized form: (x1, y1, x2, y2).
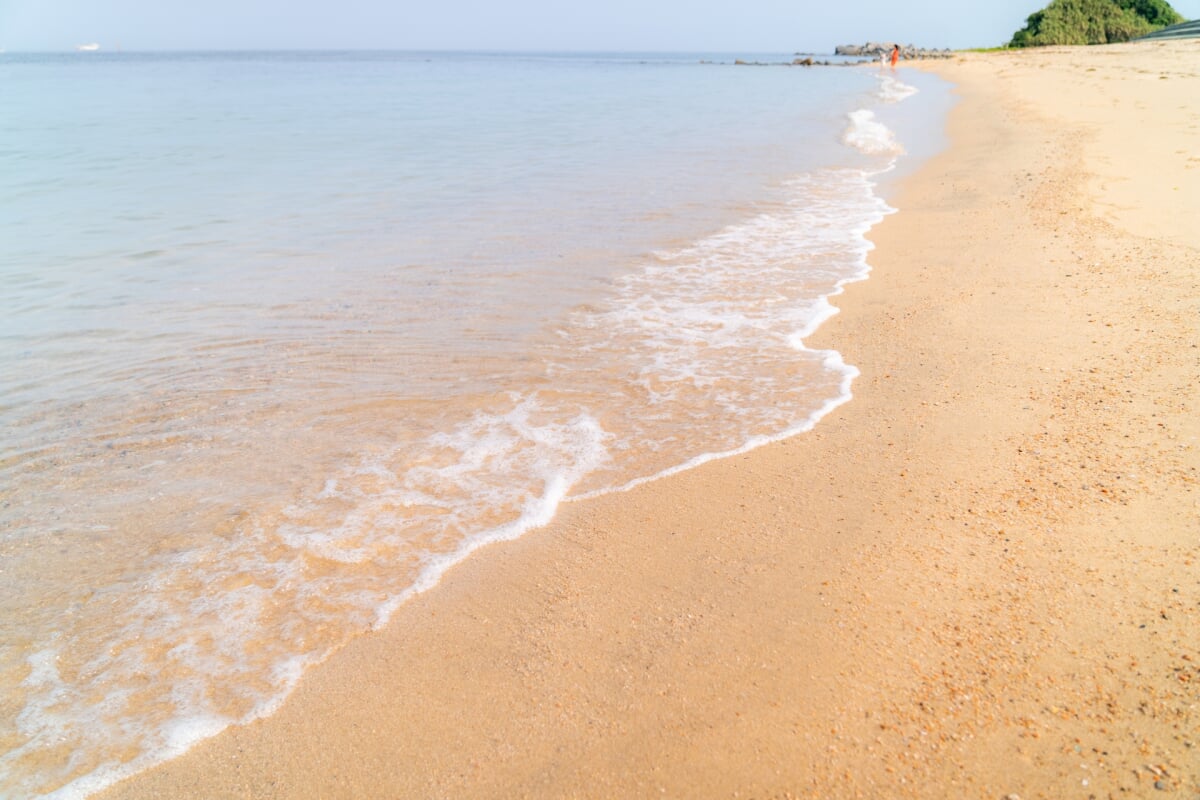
(76, 43, 100, 52)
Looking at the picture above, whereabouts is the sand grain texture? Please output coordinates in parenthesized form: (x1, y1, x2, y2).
(103, 41, 1200, 799)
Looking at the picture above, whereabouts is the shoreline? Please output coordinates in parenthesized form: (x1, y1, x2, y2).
(102, 41, 1199, 799)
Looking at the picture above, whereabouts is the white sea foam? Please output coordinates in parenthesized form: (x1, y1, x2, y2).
(878, 74, 919, 103)
(570, 166, 890, 499)
(843, 109, 903, 156)
(843, 73, 916, 156)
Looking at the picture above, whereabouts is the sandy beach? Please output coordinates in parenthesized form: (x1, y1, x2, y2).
(102, 40, 1199, 800)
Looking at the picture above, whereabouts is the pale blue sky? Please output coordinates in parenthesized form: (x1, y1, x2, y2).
(2, 0, 1198, 52)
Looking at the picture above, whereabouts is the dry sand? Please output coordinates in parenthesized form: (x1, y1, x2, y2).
(103, 41, 1199, 799)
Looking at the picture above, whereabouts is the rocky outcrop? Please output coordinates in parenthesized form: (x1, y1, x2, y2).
(729, 57, 836, 66)
(719, 42, 955, 68)
(834, 42, 954, 59)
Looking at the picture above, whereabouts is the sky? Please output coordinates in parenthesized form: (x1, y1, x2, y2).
(2, 0, 1199, 53)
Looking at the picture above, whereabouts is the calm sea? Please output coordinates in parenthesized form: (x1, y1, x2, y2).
(0, 50, 949, 797)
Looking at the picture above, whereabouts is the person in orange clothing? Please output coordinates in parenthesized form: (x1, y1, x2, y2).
(890, 44, 900, 68)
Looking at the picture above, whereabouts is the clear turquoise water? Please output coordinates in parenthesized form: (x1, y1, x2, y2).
(0, 51, 946, 797)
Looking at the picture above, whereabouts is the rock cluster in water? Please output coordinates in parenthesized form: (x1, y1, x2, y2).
(834, 42, 955, 59)
(727, 57, 837, 66)
(714, 43, 955, 68)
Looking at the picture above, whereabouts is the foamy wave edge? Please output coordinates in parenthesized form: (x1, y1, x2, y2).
(582, 73, 917, 499)
(573, 182, 898, 498)
(841, 73, 919, 156)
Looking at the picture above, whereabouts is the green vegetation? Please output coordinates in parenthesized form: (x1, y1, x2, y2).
(1009, 0, 1185, 46)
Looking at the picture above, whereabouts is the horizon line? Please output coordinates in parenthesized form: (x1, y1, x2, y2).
(0, 44, 959, 56)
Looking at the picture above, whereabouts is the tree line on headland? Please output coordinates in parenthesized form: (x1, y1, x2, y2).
(832, 0, 1186, 59)
(817, 0, 1184, 63)
(1009, 0, 1184, 45)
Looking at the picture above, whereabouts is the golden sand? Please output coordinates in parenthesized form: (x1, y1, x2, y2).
(103, 41, 1200, 799)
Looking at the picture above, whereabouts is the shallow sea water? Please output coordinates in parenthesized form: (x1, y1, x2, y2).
(0, 51, 949, 797)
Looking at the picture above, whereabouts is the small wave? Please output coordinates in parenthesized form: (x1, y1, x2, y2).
(571, 168, 891, 499)
(878, 74, 919, 103)
(843, 109, 903, 156)
(842, 72, 916, 158)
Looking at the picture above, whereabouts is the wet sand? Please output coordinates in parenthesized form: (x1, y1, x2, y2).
(103, 41, 1199, 799)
